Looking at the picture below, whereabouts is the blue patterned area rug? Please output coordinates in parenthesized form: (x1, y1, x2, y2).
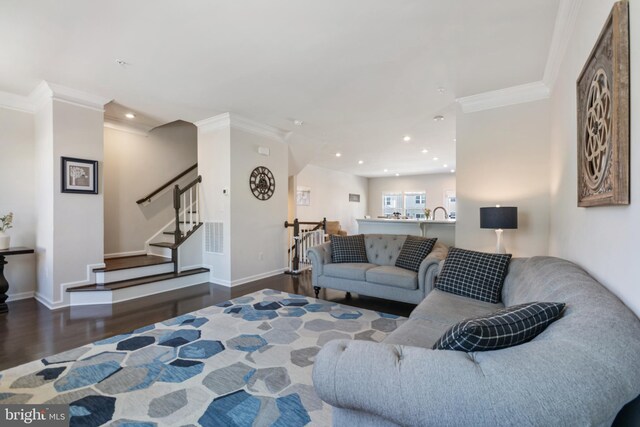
(0, 289, 405, 426)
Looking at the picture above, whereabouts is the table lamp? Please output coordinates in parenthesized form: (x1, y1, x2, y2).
(480, 206, 518, 254)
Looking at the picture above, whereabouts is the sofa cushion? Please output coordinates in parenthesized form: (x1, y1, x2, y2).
(331, 234, 369, 263)
(433, 301, 566, 352)
(324, 263, 378, 281)
(366, 266, 418, 290)
(395, 236, 437, 272)
(410, 289, 504, 325)
(436, 248, 512, 303)
(384, 317, 450, 349)
(364, 235, 407, 266)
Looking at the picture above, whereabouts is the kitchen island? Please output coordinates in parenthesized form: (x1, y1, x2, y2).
(356, 218, 456, 246)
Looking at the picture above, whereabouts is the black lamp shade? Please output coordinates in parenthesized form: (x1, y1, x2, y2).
(480, 207, 518, 229)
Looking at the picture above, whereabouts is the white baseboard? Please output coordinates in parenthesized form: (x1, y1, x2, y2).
(104, 250, 148, 259)
(7, 291, 35, 302)
(34, 292, 58, 310)
(209, 268, 286, 287)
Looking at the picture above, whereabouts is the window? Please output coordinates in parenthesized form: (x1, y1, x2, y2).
(382, 193, 403, 216)
(381, 192, 427, 218)
(404, 192, 426, 218)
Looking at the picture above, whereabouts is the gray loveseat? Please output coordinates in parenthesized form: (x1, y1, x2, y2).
(313, 256, 640, 426)
(307, 234, 449, 304)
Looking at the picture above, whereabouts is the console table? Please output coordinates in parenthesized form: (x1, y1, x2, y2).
(0, 247, 35, 314)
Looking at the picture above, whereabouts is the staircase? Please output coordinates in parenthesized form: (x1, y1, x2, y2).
(67, 166, 210, 306)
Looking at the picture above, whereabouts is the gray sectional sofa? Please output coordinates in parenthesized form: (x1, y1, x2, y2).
(307, 234, 449, 304)
(312, 256, 640, 426)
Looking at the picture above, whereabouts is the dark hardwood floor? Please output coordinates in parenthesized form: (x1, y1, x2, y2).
(0, 271, 415, 371)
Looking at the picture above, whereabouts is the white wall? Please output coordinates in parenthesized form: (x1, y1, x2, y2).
(230, 127, 288, 283)
(548, 0, 640, 316)
(295, 164, 368, 234)
(0, 108, 36, 300)
(456, 99, 551, 257)
(50, 100, 105, 306)
(103, 121, 197, 256)
(198, 123, 232, 283)
(367, 173, 455, 220)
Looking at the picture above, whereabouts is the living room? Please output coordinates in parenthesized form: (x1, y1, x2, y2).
(1, 0, 639, 426)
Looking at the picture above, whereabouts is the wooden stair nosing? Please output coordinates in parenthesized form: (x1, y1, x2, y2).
(67, 267, 210, 292)
(93, 255, 172, 272)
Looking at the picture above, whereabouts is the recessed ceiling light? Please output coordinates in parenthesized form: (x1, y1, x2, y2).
(433, 157, 439, 161)
(437, 87, 446, 94)
(383, 169, 388, 172)
(453, 138, 457, 142)
(421, 149, 428, 154)
(403, 135, 411, 142)
(395, 173, 400, 177)
(335, 152, 341, 157)
(125, 113, 135, 119)
(358, 160, 364, 165)
(433, 115, 445, 122)
(443, 164, 448, 168)
(451, 169, 455, 173)
(293, 119, 304, 126)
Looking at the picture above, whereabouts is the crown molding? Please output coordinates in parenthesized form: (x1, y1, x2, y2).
(104, 119, 151, 137)
(29, 81, 111, 113)
(195, 112, 290, 142)
(543, 0, 583, 90)
(194, 112, 231, 132)
(457, 81, 550, 113)
(0, 90, 36, 113)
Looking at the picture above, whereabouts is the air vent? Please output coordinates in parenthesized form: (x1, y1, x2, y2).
(205, 222, 223, 254)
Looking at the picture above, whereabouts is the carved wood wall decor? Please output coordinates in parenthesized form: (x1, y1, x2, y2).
(577, 0, 629, 207)
(249, 166, 275, 201)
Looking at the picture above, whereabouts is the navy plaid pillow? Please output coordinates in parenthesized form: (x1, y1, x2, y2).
(433, 302, 566, 352)
(395, 236, 437, 272)
(436, 248, 512, 303)
(331, 234, 368, 263)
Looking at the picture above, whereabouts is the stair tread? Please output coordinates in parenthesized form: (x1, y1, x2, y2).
(149, 242, 176, 249)
(67, 268, 210, 292)
(94, 255, 172, 272)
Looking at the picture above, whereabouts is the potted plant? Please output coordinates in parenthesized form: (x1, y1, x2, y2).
(0, 212, 13, 250)
(424, 208, 432, 220)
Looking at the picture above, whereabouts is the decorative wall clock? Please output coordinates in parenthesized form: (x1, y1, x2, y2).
(249, 166, 275, 201)
(576, 0, 629, 207)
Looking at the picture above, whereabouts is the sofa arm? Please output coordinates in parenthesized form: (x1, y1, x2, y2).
(417, 242, 448, 294)
(307, 242, 331, 283)
(313, 340, 494, 426)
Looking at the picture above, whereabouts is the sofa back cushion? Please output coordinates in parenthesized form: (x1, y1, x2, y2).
(436, 248, 512, 303)
(331, 234, 369, 263)
(363, 235, 407, 266)
(395, 236, 438, 272)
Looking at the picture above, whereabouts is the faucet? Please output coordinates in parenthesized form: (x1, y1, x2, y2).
(432, 206, 448, 220)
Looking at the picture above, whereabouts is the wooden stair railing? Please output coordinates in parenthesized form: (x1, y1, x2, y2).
(149, 174, 203, 273)
(136, 163, 198, 205)
(284, 218, 326, 274)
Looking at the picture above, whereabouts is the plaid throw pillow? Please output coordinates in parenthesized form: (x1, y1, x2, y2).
(436, 248, 512, 303)
(331, 234, 368, 263)
(433, 302, 566, 352)
(395, 236, 438, 272)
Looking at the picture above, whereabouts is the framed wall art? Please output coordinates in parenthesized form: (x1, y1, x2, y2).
(576, 0, 629, 207)
(61, 157, 99, 194)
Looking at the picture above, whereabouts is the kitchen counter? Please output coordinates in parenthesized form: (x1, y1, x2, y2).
(356, 218, 456, 246)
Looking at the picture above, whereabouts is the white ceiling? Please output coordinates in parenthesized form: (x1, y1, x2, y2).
(0, 0, 559, 177)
